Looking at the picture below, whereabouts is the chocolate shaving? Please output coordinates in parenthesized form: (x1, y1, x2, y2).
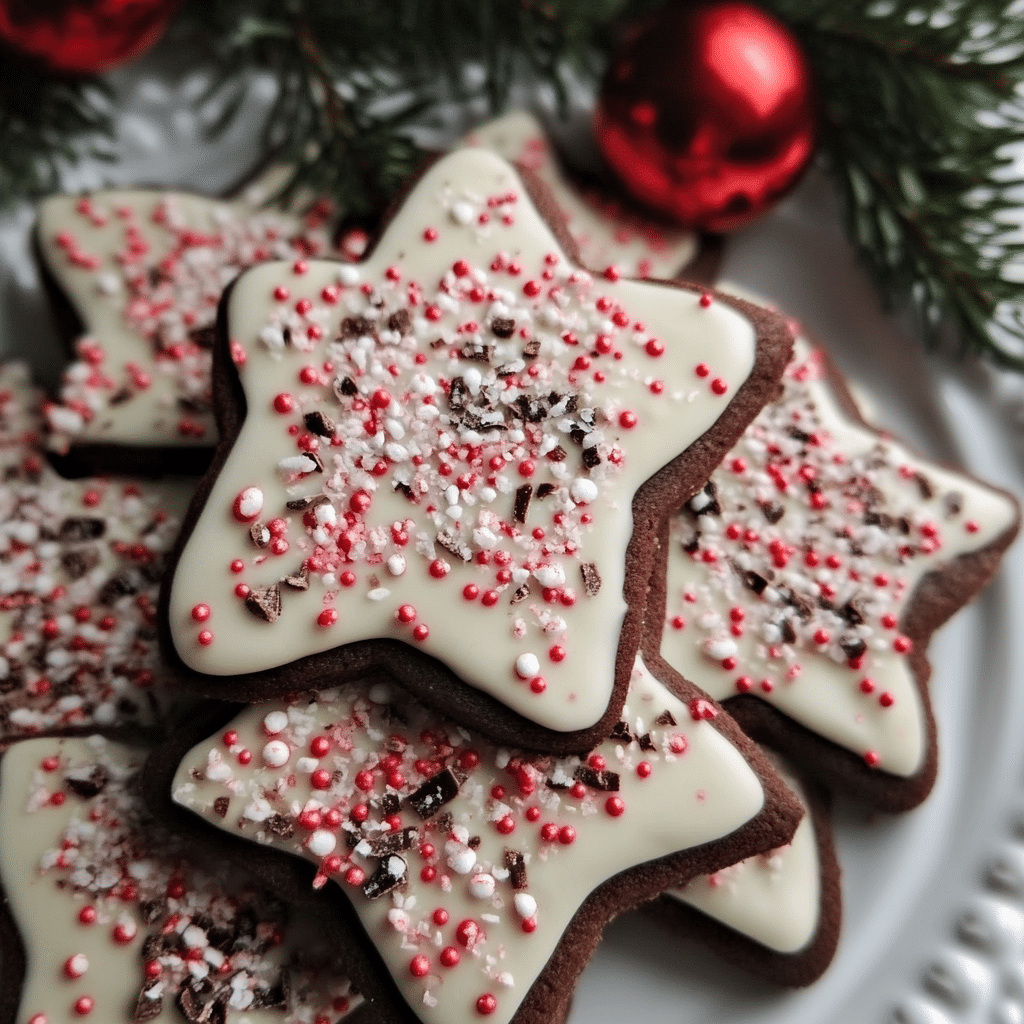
(742, 570, 769, 595)
(285, 494, 329, 511)
(522, 338, 541, 359)
(430, 338, 446, 350)
(780, 618, 797, 644)
(569, 426, 589, 446)
(436, 530, 472, 562)
(944, 491, 965, 517)
(58, 517, 106, 542)
(133, 989, 163, 1022)
(388, 308, 412, 334)
(213, 796, 230, 818)
(655, 710, 677, 727)
(65, 765, 108, 798)
(468, 835, 481, 850)
(573, 765, 620, 791)
(435, 812, 454, 835)
(580, 562, 601, 596)
(340, 315, 376, 339)
(496, 360, 523, 377)
(840, 635, 867, 660)
(306, 450, 325, 473)
(546, 445, 567, 463)
(505, 849, 528, 890)
(282, 326, 293, 348)
(609, 721, 632, 743)
(304, 410, 336, 437)
(759, 501, 785, 524)
(689, 481, 721, 517)
(638, 733, 656, 752)
(283, 565, 310, 590)
(491, 317, 516, 338)
(460, 342, 493, 363)
(368, 827, 418, 857)
(536, 482, 556, 499)
(511, 584, 530, 604)
(840, 600, 865, 625)
(362, 855, 408, 899)
(335, 375, 358, 398)
(915, 471, 935, 499)
(250, 522, 271, 548)
(61, 546, 100, 580)
(139, 900, 163, 925)
(109, 387, 134, 406)
(406, 766, 466, 820)
(381, 793, 401, 818)
(581, 446, 602, 470)
(448, 376, 468, 411)
(265, 814, 294, 839)
(244, 584, 282, 623)
(99, 569, 141, 604)
(513, 484, 532, 524)
(394, 480, 416, 501)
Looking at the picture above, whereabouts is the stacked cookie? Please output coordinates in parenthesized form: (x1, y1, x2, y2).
(0, 111, 1016, 1024)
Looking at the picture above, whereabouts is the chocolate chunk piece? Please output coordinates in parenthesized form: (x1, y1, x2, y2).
(742, 570, 769, 595)
(303, 410, 336, 436)
(655, 710, 677, 727)
(609, 721, 632, 743)
(536, 482, 556, 499)
(108, 387, 133, 406)
(362, 855, 408, 899)
(187, 325, 218, 349)
(250, 522, 271, 548)
(511, 583, 530, 604)
(780, 618, 797, 644)
(368, 827, 418, 856)
(491, 317, 516, 338)
(98, 569, 142, 604)
(760, 501, 785, 524)
(436, 530, 472, 562)
(573, 765, 620, 792)
(638, 733, 656, 751)
(61, 546, 101, 579)
(840, 635, 867, 660)
(944, 490, 965, 517)
(244, 584, 282, 623)
(58, 517, 106, 542)
(406, 766, 466, 820)
(582, 446, 602, 470)
(505, 849, 528, 890)
(580, 562, 602, 596)
(915, 471, 935, 499)
(448, 376, 468, 412)
(546, 445, 567, 463)
(460, 342, 494, 363)
(522, 338, 541, 359)
(286, 494, 329, 511)
(388, 308, 412, 334)
(381, 792, 401, 818)
(213, 796, 230, 818)
(283, 565, 310, 590)
(265, 814, 294, 839)
(340, 315, 376, 339)
(133, 989, 163, 1022)
(65, 765, 108, 798)
(513, 484, 532, 524)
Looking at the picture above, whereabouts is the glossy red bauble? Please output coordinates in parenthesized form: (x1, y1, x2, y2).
(596, 1, 816, 232)
(0, 0, 178, 75)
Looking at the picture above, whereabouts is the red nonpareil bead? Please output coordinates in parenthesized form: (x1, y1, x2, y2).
(476, 994, 497, 1016)
(605, 796, 626, 817)
(397, 604, 417, 624)
(409, 954, 430, 977)
(456, 919, 482, 947)
(694, 363, 710, 378)
(310, 736, 330, 757)
(540, 823, 558, 842)
(523, 280, 541, 297)
(345, 866, 366, 886)
(558, 825, 576, 845)
(864, 750, 880, 767)
(311, 769, 332, 790)
(618, 410, 638, 429)
(237, 749, 252, 765)
(317, 608, 338, 627)
(636, 761, 652, 779)
(433, 907, 449, 926)
(879, 691, 895, 708)
(413, 624, 430, 642)
(78, 905, 97, 925)
(197, 630, 214, 646)
(711, 378, 728, 395)
(191, 603, 210, 622)
(440, 946, 460, 967)
(74, 997, 95, 1016)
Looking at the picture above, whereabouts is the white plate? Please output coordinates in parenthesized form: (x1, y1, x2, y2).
(2, 50, 1022, 1024)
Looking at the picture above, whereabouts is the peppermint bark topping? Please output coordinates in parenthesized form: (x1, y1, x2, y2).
(660, 338, 1019, 776)
(168, 148, 763, 735)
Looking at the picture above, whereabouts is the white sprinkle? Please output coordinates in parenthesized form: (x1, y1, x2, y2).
(278, 454, 318, 474)
(451, 201, 475, 225)
(369, 682, 393, 704)
(295, 756, 318, 774)
(513, 893, 537, 919)
(533, 564, 565, 588)
(469, 872, 496, 899)
(307, 830, 337, 857)
(703, 638, 738, 660)
(515, 653, 540, 679)
(263, 710, 289, 735)
(337, 266, 360, 286)
(386, 554, 407, 577)
(262, 740, 290, 768)
(446, 842, 477, 875)
(570, 478, 598, 504)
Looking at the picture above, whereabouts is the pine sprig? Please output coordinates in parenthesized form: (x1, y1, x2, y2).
(764, 0, 1024, 369)
(0, 59, 113, 207)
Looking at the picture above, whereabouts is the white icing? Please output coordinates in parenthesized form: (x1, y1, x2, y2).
(673, 759, 820, 953)
(173, 655, 769, 1024)
(168, 148, 760, 734)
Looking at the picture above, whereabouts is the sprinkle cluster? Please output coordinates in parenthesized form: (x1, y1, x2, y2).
(22, 737, 358, 1024)
(44, 191, 334, 451)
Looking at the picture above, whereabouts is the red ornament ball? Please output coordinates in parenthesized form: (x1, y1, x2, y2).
(595, 1, 816, 232)
(0, 0, 179, 75)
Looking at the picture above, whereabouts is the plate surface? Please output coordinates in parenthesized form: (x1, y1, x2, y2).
(2, 50, 1022, 1024)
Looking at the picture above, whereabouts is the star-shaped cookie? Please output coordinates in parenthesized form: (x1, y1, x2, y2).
(462, 111, 704, 281)
(0, 362, 193, 740)
(161, 147, 791, 752)
(0, 734, 364, 1024)
(647, 320, 1019, 810)
(164, 653, 800, 1024)
(34, 168, 337, 476)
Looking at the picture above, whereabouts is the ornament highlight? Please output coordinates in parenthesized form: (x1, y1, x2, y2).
(596, 1, 816, 232)
(0, 0, 178, 75)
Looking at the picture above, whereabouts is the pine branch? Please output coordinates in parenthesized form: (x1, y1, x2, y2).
(763, 0, 1024, 369)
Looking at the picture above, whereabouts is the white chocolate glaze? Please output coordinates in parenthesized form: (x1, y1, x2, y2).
(672, 758, 819, 954)
(167, 148, 760, 733)
(660, 315, 1018, 776)
(37, 179, 336, 454)
(0, 361, 194, 736)
(172, 654, 768, 1024)
(462, 111, 698, 279)
(0, 736, 360, 1024)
